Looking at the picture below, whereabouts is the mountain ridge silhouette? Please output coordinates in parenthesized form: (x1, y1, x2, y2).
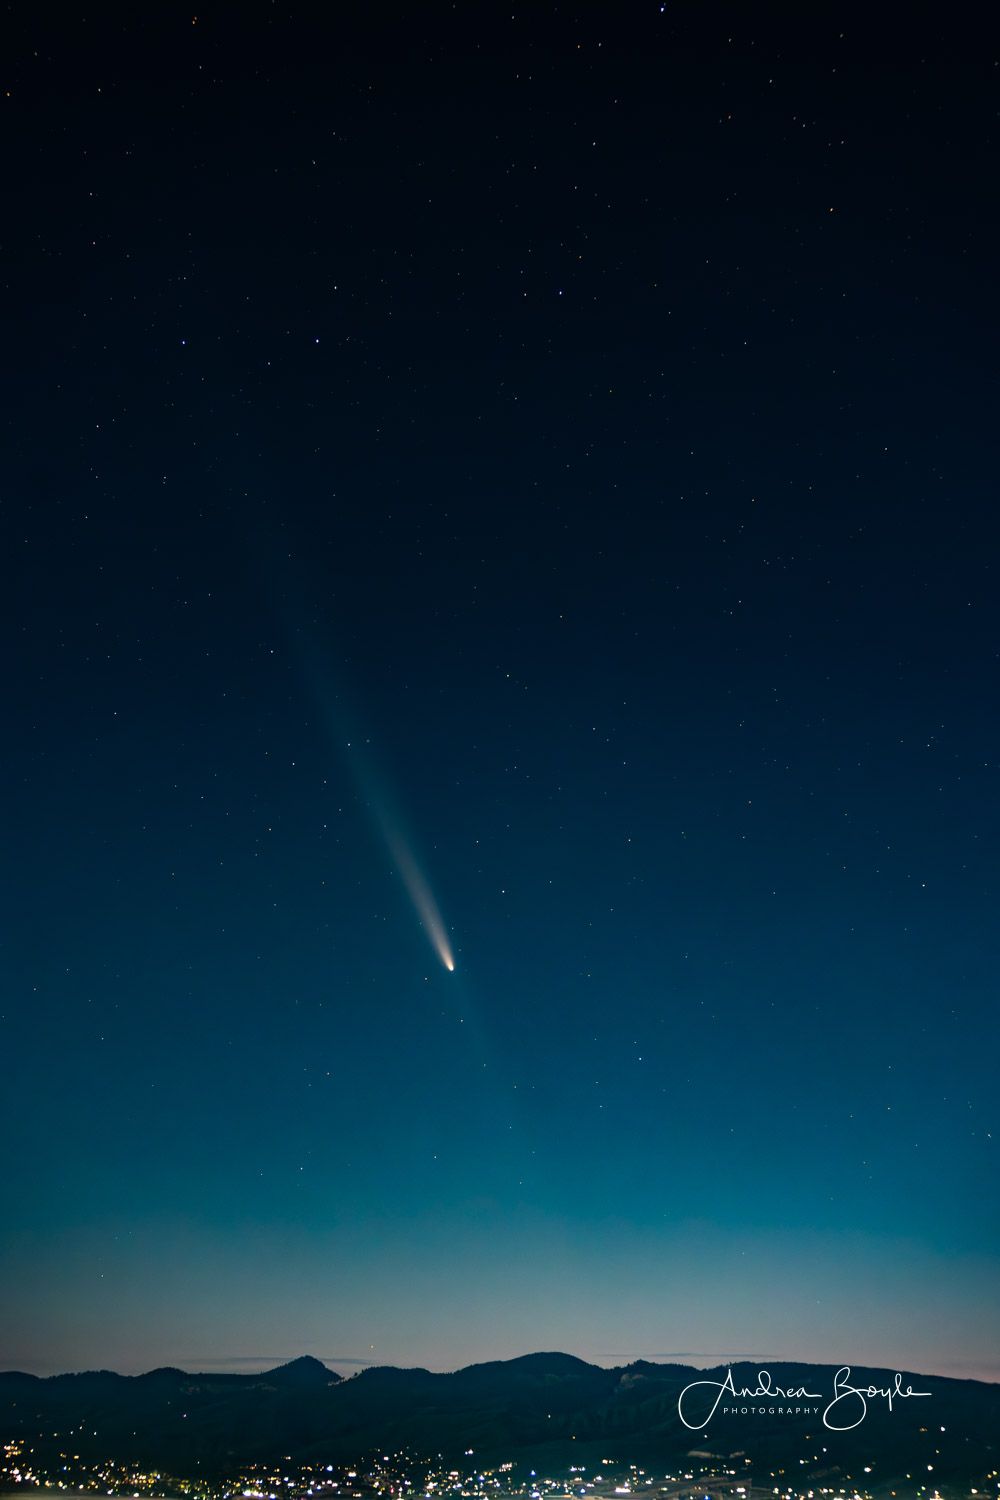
(1, 1352, 997, 1495)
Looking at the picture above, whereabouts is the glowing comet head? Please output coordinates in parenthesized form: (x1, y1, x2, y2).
(430, 927, 455, 973)
(422, 916, 454, 973)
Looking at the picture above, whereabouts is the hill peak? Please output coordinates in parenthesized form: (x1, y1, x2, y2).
(265, 1356, 340, 1384)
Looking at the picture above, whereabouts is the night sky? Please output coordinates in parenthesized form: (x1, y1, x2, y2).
(2, 5, 998, 1383)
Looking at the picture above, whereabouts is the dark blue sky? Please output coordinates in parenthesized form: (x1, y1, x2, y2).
(2, 4, 998, 1381)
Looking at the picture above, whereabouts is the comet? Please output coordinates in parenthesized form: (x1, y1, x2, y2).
(338, 734, 455, 973)
(324, 722, 456, 973)
(371, 803, 456, 973)
(263, 560, 457, 973)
